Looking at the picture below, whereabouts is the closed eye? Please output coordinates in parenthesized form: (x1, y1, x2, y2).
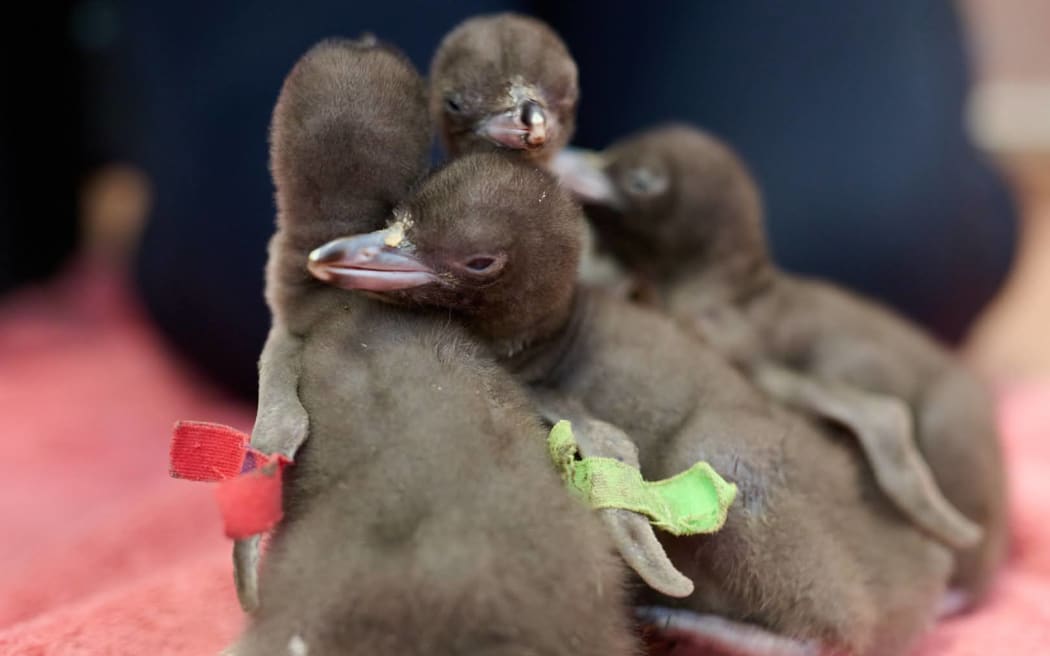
(454, 253, 507, 277)
(465, 256, 496, 271)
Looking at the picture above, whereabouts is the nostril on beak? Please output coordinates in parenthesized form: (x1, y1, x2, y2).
(521, 101, 547, 146)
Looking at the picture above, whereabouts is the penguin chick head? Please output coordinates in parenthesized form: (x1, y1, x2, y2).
(270, 36, 431, 240)
(266, 37, 432, 330)
(430, 13, 578, 164)
(559, 124, 768, 281)
(308, 153, 584, 346)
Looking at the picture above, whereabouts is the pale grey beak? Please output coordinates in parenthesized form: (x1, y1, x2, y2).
(307, 228, 438, 292)
(548, 147, 625, 208)
(477, 99, 549, 150)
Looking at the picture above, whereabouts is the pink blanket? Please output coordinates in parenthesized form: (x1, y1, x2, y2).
(2, 266, 1048, 655)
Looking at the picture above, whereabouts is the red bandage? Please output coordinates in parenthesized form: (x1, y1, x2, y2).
(216, 463, 287, 538)
(169, 420, 292, 538)
(169, 421, 251, 481)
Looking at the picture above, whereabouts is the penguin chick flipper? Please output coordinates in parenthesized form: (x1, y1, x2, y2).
(531, 391, 693, 597)
(917, 369, 1007, 598)
(233, 535, 262, 612)
(251, 325, 309, 457)
(574, 420, 694, 597)
(637, 607, 827, 656)
(602, 509, 694, 598)
(752, 363, 982, 550)
(234, 327, 308, 613)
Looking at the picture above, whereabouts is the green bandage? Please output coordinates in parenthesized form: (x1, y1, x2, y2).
(548, 420, 737, 536)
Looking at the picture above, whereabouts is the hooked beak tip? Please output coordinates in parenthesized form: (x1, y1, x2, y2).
(306, 241, 355, 281)
(305, 252, 332, 281)
(478, 99, 551, 150)
(521, 100, 547, 147)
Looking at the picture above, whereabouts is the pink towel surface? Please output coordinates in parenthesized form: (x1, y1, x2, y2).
(1, 266, 1047, 655)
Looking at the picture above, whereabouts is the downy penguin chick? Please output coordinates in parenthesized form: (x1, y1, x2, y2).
(232, 39, 639, 656)
(236, 36, 434, 611)
(573, 124, 1007, 608)
(234, 310, 640, 656)
(310, 153, 955, 656)
(430, 13, 578, 165)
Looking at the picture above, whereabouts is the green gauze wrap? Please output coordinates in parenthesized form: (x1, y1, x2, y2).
(548, 420, 737, 536)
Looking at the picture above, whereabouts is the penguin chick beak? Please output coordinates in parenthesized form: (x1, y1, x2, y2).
(477, 99, 549, 150)
(549, 147, 625, 209)
(307, 229, 438, 292)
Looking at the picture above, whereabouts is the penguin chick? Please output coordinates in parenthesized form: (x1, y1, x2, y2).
(430, 13, 578, 164)
(309, 153, 954, 656)
(233, 39, 639, 656)
(237, 36, 433, 611)
(231, 308, 638, 656)
(557, 127, 985, 556)
(307, 155, 697, 599)
(573, 124, 1007, 607)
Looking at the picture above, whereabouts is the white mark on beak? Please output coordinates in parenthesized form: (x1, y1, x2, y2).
(385, 208, 414, 247)
(384, 222, 405, 247)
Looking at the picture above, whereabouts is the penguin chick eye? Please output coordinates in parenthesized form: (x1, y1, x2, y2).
(454, 253, 507, 277)
(444, 96, 463, 113)
(623, 167, 669, 198)
(466, 256, 496, 271)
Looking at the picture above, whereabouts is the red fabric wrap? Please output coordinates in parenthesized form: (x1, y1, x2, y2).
(169, 421, 250, 482)
(169, 420, 293, 538)
(216, 462, 288, 538)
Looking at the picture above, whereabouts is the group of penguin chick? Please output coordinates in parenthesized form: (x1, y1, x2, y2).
(227, 13, 1007, 656)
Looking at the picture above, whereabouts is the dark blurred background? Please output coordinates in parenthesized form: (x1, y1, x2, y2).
(3, 1, 1038, 399)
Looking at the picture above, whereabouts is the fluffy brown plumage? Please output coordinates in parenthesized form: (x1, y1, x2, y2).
(310, 153, 954, 656)
(235, 40, 639, 656)
(430, 13, 578, 164)
(235, 308, 637, 656)
(574, 123, 1007, 605)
